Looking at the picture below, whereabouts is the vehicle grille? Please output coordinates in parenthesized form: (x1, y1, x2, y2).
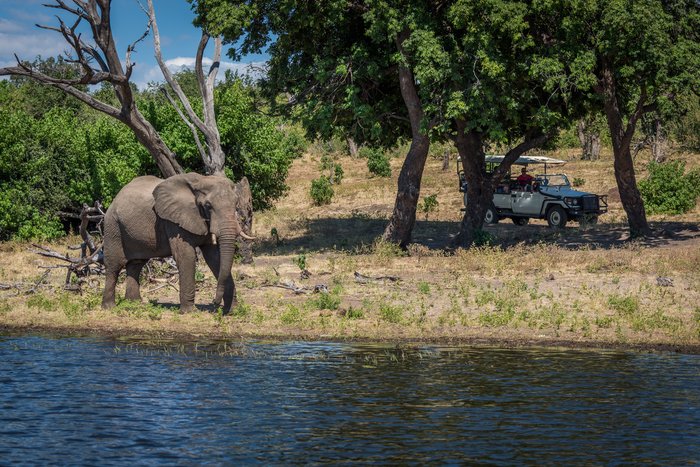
(582, 195, 599, 211)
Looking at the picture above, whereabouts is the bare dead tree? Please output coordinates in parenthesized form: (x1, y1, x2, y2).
(0, 0, 231, 177)
(147, 0, 227, 175)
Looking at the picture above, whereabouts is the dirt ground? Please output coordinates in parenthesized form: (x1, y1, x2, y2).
(1, 147, 699, 352)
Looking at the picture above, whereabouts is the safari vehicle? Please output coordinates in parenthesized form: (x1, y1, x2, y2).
(458, 155, 607, 228)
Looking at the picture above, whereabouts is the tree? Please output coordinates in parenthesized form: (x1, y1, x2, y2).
(194, 0, 427, 246)
(366, 1, 579, 246)
(0, 0, 237, 177)
(199, 0, 573, 247)
(558, 0, 700, 237)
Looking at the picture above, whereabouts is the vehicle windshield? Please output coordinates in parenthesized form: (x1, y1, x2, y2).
(537, 174, 570, 187)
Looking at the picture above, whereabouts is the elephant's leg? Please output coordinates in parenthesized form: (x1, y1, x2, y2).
(169, 238, 197, 313)
(102, 268, 120, 309)
(200, 244, 236, 313)
(124, 259, 147, 302)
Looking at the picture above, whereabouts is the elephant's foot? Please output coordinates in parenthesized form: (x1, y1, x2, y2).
(124, 291, 142, 302)
(179, 303, 196, 314)
(101, 298, 116, 309)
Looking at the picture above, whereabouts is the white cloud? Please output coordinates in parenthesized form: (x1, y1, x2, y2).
(0, 18, 24, 34)
(0, 32, 67, 60)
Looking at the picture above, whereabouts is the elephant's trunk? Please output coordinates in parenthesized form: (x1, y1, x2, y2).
(213, 221, 238, 307)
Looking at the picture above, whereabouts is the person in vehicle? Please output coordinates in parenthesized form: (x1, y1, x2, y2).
(516, 167, 534, 190)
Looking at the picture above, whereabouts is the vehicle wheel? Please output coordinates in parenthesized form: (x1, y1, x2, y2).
(512, 217, 529, 226)
(484, 204, 499, 225)
(547, 205, 568, 228)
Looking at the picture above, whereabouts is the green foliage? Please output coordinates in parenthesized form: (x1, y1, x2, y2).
(230, 300, 252, 318)
(0, 104, 150, 240)
(333, 164, 344, 184)
(419, 194, 439, 220)
(379, 302, 404, 324)
(473, 230, 495, 247)
(639, 161, 700, 215)
(309, 291, 341, 310)
(319, 154, 344, 184)
(280, 304, 305, 325)
(417, 281, 431, 294)
(293, 253, 307, 271)
(345, 307, 364, 319)
(572, 178, 585, 188)
(115, 299, 166, 320)
(363, 147, 391, 177)
(216, 78, 302, 210)
(608, 295, 640, 316)
(0, 61, 305, 239)
(310, 176, 334, 205)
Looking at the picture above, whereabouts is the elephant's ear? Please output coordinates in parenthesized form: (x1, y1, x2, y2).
(153, 173, 209, 236)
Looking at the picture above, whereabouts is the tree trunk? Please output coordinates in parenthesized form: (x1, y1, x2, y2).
(442, 149, 450, 171)
(453, 127, 490, 248)
(599, 65, 652, 238)
(382, 31, 431, 247)
(124, 108, 183, 177)
(578, 119, 601, 161)
(652, 118, 667, 163)
(347, 137, 359, 158)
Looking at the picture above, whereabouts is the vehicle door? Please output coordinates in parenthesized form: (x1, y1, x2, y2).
(510, 191, 542, 215)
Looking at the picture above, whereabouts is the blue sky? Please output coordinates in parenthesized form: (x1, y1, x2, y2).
(0, 0, 268, 89)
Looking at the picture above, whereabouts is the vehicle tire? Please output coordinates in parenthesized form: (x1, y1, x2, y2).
(512, 217, 529, 226)
(547, 205, 568, 228)
(484, 204, 499, 225)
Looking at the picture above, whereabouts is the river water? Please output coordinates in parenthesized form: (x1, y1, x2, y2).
(1, 334, 699, 464)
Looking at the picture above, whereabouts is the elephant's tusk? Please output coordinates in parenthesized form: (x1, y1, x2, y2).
(239, 231, 256, 241)
(210, 233, 217, 245)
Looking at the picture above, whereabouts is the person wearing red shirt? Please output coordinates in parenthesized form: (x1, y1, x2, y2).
(516, 167, 534, 190)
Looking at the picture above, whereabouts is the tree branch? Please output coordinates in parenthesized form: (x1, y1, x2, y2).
(490, 131, 550, 184)
(149, 0, 208, 133)
(161, 87, 210, 166)
(0, 65, 123, 119)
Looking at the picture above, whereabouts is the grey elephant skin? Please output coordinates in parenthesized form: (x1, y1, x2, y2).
(101, 173, 253, 313)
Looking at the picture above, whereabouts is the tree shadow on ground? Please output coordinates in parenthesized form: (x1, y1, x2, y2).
(255, 216, 700, 256)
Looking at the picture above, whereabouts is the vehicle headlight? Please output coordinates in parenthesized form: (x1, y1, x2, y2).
(564, 197, 579, 206)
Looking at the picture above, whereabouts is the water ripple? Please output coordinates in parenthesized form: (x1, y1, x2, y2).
(0, 336, 699, 464)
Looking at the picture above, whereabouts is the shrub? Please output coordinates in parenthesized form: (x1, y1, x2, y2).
(639, 161, 700, 215)
(309, 291, 341, 310)
(362, 147, 391, 177)
(333, 164, 344, 184)
(310, 176, 334, 205)
(572, 177, 585, 187)
(419, 194, 439, 220)
(379, 302, 403, 323)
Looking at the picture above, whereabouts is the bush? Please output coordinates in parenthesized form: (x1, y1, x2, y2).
(639, 161, 700, 215)
(419, 194, 439, 219)
(310, 176, 334, 205)
(362, 147, 391, 177)
(333, 164, 344, 184)
(216, 79, 301, 210)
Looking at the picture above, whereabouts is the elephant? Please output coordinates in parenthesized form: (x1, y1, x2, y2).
(101, 173, 254, 313)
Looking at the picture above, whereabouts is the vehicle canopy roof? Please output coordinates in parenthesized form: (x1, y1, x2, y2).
(485, 155, 567, 167)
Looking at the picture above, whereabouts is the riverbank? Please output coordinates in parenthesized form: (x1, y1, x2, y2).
(2, 149, 699, 352)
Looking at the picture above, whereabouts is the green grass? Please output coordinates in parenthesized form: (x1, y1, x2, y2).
(607, 294, 639, 316)
(309, 291, 341, 310)
(115, 299, 166, 321)
(345, 307, 365, 319)
(417, 281, 431, 294)
(379, 302, 403, 324)
(280, 304, 306, 325)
